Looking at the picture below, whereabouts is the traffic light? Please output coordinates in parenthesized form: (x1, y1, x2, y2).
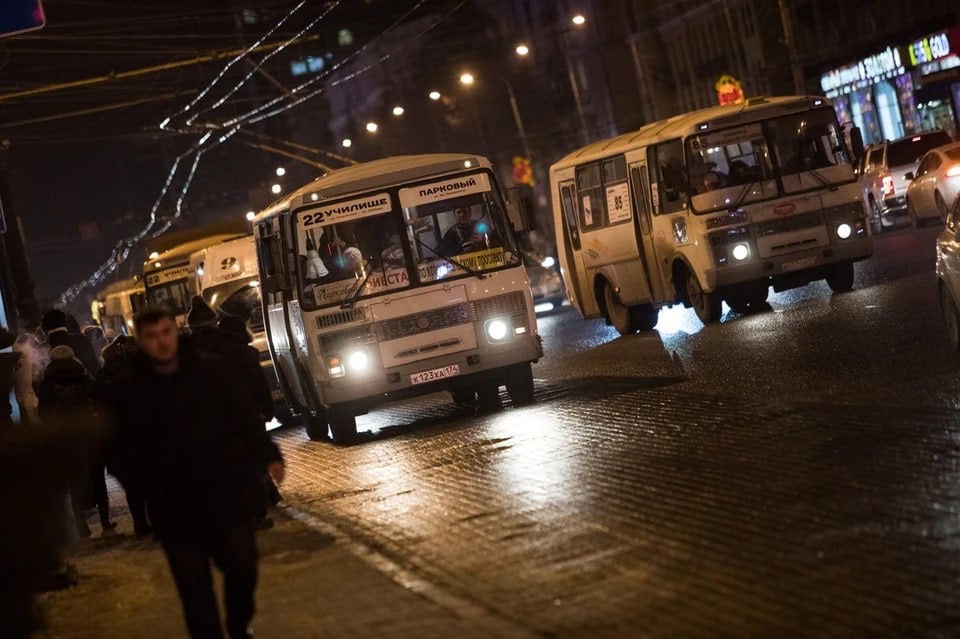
(0, 0, 46, 39)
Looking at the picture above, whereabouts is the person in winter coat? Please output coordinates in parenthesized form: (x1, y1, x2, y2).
(186, 295, 221, 357)
(41, 309, 101, 379)
(38, 345, 115, 536)
(218, 315, 273, 422)
(95, 335, 151, 536)
(82, 326, 108, 364)
(112, 307, 285, 638)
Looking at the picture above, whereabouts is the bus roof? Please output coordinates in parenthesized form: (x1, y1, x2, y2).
(551, 95, 831, 170)
(144, 218, 250, 255)
(96, 277, 143, 300)
(144, 232, 249, 272)
(255, 153, 490, 222)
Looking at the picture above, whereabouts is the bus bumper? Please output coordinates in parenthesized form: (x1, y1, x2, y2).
(704, 237, 872, 292)
(315, 336, 542, 410)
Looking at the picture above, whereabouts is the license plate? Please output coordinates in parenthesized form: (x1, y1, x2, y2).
(410, 364, 461, 386)
(781, 256, 818, 272)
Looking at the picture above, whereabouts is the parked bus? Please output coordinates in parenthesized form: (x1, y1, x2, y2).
(142, 220, 249, 326)
(548, 95, 872, 333)
(253, 153, 542, 442)
(93, 278, 146, 336)
(188, 235, 287, 416)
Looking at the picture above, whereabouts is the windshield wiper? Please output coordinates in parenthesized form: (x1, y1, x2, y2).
(726, 181, 756, 212)
(412, 233, 486, 280)
(340, 266, 375, 309)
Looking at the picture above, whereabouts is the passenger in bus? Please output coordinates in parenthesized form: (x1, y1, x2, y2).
(440, 207, 484, 257)
(702, 171, 727, 192)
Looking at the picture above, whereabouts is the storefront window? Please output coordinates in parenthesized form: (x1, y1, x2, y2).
(851, 88, 881, 145)
(895, 74, 920, 135)
(875, 80, 904, 141)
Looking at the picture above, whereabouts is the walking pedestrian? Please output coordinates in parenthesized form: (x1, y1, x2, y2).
(38, 345, 114, 536)
(95, 335, 151, 536)
(13, 330, 44, 426)
(186, 295, 221, 356)
(41, 309, 101, 378)
(113, 306, 284, 638)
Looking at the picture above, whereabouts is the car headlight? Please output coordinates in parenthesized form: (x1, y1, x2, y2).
(731, 243, 750, 261)
(486, 318, 509, 341)
(836, 223, 852, 239)
(347, 350, 369, 372)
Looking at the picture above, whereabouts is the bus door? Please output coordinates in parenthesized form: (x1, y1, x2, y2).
(628, 162, 669, 303)
(557, 180, 589, 312)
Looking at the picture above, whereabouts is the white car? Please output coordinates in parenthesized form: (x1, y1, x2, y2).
(936, 194, 960, 349)
(906, 141, 960, 226)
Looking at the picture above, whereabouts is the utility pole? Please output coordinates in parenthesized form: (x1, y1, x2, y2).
(777, 0, 806, 94)
(0, 156, 39, 327)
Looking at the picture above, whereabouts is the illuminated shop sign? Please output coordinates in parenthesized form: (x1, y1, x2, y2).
(906, 28, 960, 76)
(820, 46, 904, 97)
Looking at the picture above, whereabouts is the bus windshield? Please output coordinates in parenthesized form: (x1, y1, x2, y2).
(687, 107, 854, 212)
(297, 201, 409, 309)
(399, 171, 519, 283)
(147, 278, 191, 315)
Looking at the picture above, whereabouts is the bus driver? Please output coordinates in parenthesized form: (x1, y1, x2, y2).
(440, 207, 483, 256)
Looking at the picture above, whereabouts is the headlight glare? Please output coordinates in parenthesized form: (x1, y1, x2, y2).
(486, 319, 509, 341)
(836, 223, 852, 239)
(347, 350, 369, 372)
(731, 243, 750, 261)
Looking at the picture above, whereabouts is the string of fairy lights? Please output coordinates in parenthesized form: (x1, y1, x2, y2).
(56, 0, 465, 306)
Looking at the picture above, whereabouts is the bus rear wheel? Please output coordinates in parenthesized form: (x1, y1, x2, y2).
(304, 410, 330, 442)
(685, 271, 722, 324)
(826, 262, 855, 293)
(602, 282, 659, 334)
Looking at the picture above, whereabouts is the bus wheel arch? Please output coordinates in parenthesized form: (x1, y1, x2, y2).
(674, 259, 722, 324)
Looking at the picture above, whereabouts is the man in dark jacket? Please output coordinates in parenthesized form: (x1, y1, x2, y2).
(41, 309, 101, 379)
(113, 307, 284, 639)
(218, 315, 273, 422)
(186, 295, 221, 356)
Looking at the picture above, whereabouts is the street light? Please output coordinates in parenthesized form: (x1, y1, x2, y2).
(275, 166, 286, 177)
(245, 211, 256, 221)
(392, 105, 405, 116)
(515, 43, 530, 57)
(459, 72, 475, 86)
(428, 90, 442, 101)
(271, 183, 282, 194)
(365, 121, 379, 133)
(572, 14, 586, 26)
(341, 138, 352, 148)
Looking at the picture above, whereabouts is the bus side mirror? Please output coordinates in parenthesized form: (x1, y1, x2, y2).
(507, 194, 536, 233)
(257, 232, 291, 293)
(850, 126, 865, 165)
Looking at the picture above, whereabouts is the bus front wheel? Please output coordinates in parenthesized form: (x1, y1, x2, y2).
(304, 410, 330, 442)
(505, 363, 535, 406)
(602, 281, 637, 335)
(685, 271, 722, 323)
(826, 262, 855, 293)
(328, 406, 358, 444)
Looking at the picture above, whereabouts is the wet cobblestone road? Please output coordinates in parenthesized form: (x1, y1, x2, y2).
(269, 226, 960, 637)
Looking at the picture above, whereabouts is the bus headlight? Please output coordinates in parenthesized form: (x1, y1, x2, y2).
(486, 318, 509, 341)
(347, 350, 369, 372)
(836, 223, 852, 240)
(731, 243, 750, 261)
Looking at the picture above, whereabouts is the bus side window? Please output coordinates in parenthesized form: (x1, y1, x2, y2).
(650, 140, 687, 215)
(559, 184, 581, 251)
(575, 163, 603, 231)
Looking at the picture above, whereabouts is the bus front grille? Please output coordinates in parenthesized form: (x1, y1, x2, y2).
(376, 303, 475, 341)
(319, 324, 377, 355)
(756, 211, 822, 237)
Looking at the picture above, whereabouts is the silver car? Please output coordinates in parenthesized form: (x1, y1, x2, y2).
(906, 142, 960, 226)
(936, 194, 960, 349)
(860, 130, 954, 232)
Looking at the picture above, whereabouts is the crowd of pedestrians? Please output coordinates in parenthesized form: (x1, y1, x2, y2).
(0, 298, 284, 639)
